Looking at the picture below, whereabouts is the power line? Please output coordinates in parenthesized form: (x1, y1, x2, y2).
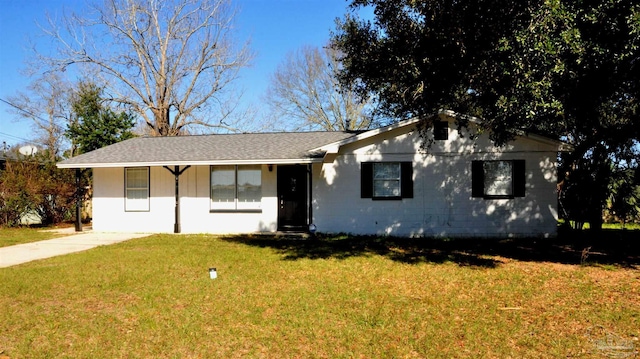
(0, 97, 52, 147)
(0, 97, 50, 124)
(0, 132, 46, 148)
(0, 131, 31, 143)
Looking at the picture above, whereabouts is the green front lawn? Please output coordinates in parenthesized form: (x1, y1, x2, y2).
(0, 226, 73, 248)
(1, 233, 638, 358)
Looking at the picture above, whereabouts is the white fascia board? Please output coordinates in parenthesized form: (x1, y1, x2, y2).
(311, 110, 475, 155)
(439, 109, 482, 124)
(441, 109, 573, 151)
(520, 133, 574, 152)
(311, 117, 424, 154)
(310, 109, 572, 157)
(56, 158, 323, 169)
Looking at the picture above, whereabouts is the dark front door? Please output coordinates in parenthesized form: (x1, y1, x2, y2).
(277, 165, 308, 231)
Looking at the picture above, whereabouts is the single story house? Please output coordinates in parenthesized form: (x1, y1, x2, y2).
(57, 111, 571, 237)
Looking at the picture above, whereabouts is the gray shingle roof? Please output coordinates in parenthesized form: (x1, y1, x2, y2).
(57, 131, 357, 168)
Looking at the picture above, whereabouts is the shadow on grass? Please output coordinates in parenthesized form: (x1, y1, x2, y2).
(221, 228, 640, 268)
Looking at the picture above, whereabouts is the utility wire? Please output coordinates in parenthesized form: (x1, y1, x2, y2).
(0, 131, 31, 143)
(0, 97, 50, 124)
(0, 97, 50, 147)
(0, 131, 46, 148)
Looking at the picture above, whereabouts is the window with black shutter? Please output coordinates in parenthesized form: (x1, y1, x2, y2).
(471, 160, 525, 199)
(361, 162, 413, 200)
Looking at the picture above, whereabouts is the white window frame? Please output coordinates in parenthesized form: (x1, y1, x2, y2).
(373, 162, 402, 198)
(210, 165, 262, 212)
(483, 161, 514, 197)
(125, 167, 150, 212)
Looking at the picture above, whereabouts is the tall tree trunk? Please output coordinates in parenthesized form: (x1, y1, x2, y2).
(150, 108, 172, 136)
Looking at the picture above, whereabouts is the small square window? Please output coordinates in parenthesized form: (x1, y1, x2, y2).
(472, 160, 526, 199)
(483, 161, 513, 197)
(361, 162, 413, 200)
(434, 121, 449, 140)
(373, 162, 401, 198)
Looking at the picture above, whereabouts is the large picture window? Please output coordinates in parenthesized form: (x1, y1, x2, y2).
(125, 167, 149, 211)
(472, 160, 525, 199)
(211, 165, 262, 211)
(361, 162, 413, 200)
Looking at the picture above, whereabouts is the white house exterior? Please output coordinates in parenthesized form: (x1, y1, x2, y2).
(57, 112, 570, 237)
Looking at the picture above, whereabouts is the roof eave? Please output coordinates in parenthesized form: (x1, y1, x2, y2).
(312, 110, 483, 154)
(56, 157, 325, 169)
(520, 133, 573, 152)
(312, 117, 424, 154)
(313, 110, 573, 158)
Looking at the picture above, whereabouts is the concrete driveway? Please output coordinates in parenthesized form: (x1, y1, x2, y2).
(0, 228, 150, 268)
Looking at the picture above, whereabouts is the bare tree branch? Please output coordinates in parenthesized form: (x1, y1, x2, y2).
(6, 73, 73, 161)
(266, 45, 379, 132)
(36, 0, 252, 136)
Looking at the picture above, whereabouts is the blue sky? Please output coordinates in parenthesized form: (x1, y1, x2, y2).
(0, 0, 357, 148)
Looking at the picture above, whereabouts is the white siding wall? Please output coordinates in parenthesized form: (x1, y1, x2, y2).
(92, 165, 278, 233)
(93, 167, 174, 232)
(312, 120, 560, 237)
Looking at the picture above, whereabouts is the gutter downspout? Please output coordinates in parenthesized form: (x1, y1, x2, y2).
(163, 165, 191, 233)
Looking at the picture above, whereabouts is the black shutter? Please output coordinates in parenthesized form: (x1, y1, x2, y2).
(513, 160, 526, 197)
(361, 162, 373, 198)
(401, 162, 413, 198)
(471, 161, 484, 197)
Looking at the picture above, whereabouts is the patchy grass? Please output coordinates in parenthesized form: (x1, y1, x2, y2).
(0, 226, 73, 248)
(560, 219, 640, 231)
(602, 222, 640, 230)
(0, 234, 638, 358)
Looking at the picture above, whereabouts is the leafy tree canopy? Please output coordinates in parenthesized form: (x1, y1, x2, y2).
(66, 82, 136, 155)
(333, 0, 640, 146)
(333, 0, 640, 228)
(0, 154, 76, 226)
